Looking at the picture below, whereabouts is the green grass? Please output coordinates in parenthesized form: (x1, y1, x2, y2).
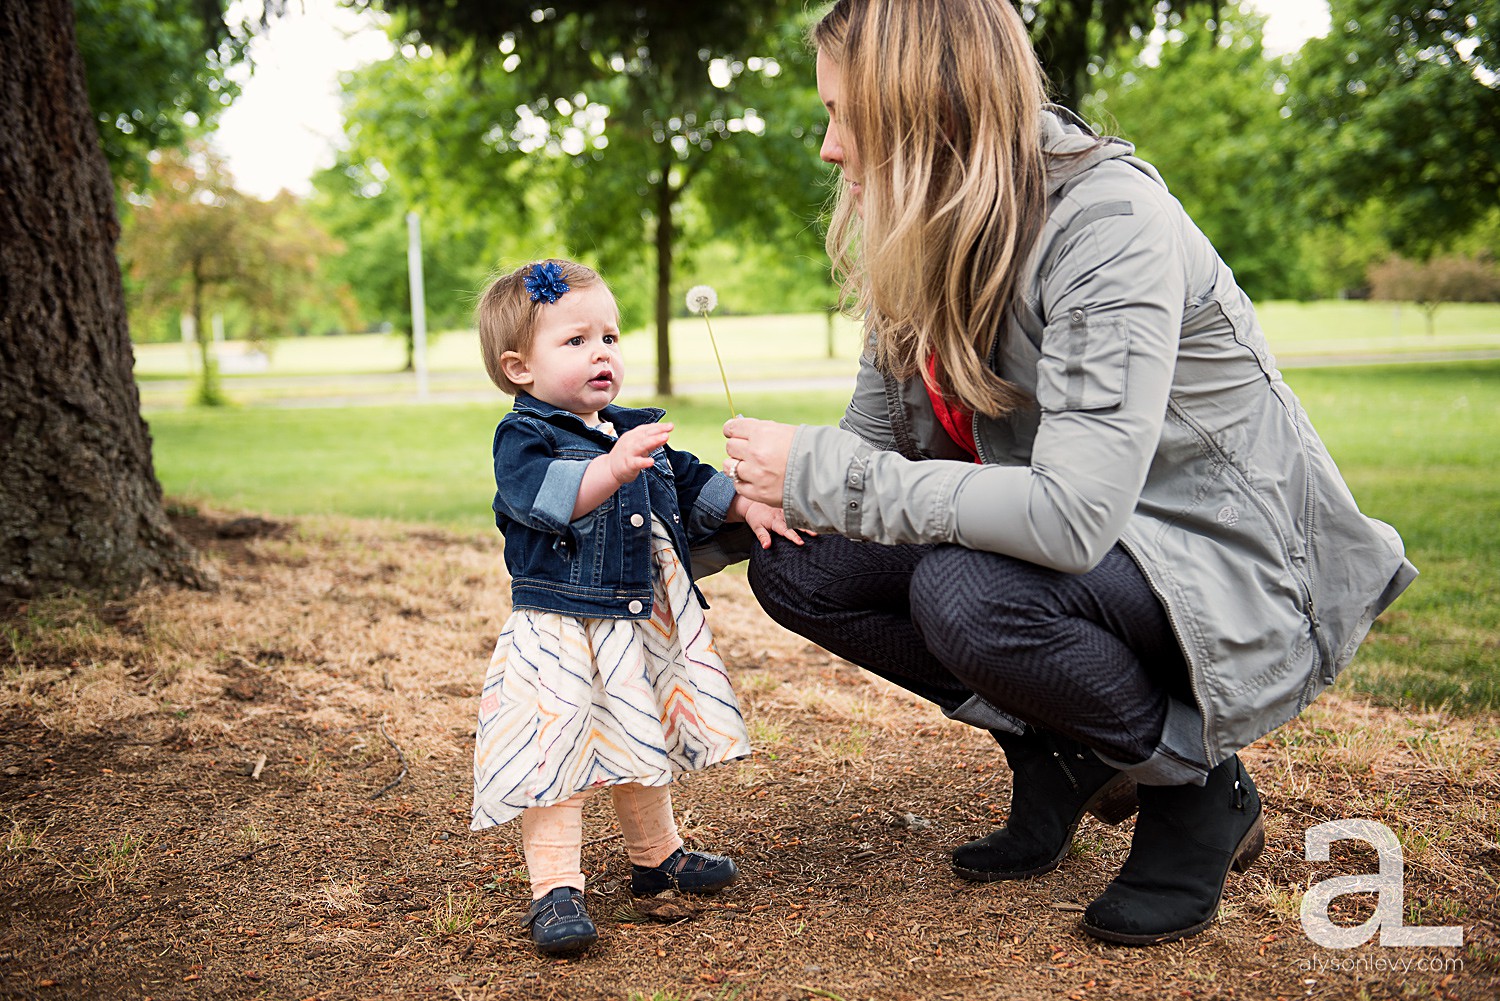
(146, 390, 848, 529)
(1256, 299, 1500, 354)
(130, 301, 1500, 409)
(1281, 361, 1499, 713)
(145, 360, 1499, 714)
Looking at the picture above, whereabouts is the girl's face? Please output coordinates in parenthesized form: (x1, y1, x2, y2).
(816, 47, 863, 210)
(501, 282, 624, 424)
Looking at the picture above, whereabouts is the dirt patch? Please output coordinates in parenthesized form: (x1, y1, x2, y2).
(1, 508, 1495, 1000)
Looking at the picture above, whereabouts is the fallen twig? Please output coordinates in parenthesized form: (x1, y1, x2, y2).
(211, 841, 283, 872)
(370, 719, 408, 799)
(794, 986, 848, 1001)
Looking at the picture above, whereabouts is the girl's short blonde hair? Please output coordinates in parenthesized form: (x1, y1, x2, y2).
(476, 258, 608, 395)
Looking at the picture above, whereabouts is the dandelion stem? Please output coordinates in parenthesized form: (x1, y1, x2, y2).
(701, 311, 736, 418)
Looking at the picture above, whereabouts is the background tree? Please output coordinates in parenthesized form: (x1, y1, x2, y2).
(1, 0, 205, 601)
(246, 191, 361, 340)
(361, 0, 828, 395)
(120, 149, 345, 404)
(309, 150, 499, 371)
(73, 0, 272, 187)
(314, 50, 535, 370)
(1285, 0, 1500, 255)
(1368, 251, 1500, 334)
(1089, 3, 1310, 299)
(1019, 0, 1223, 106)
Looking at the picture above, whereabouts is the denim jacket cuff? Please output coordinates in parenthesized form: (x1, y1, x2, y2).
(685, 471, 736, 540)
(533, 459, 592, 532)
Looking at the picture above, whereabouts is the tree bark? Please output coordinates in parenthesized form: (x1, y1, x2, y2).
(0, 0, 203, 602)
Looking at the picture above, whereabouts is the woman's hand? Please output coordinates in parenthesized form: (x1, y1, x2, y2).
(722, 416, 796, 507)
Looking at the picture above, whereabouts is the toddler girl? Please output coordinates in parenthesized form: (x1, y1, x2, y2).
(470, 259, 801, 956)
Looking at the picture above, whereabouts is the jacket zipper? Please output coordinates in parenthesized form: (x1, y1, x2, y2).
(1171, 401, 1318, 615)
(1282, 392, 1330, 681)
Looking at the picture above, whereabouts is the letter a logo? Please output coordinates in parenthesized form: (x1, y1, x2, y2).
(1301, 819, 1462, 948)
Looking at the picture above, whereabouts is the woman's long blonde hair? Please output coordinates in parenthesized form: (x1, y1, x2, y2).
(813, 0, 1049, 417)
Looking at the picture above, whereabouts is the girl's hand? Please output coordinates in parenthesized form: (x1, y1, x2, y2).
(738, 499, 810, 549)
(608, 422, 672, 485)
(572, 422, 672, 521)
(722, 416, 796, 507)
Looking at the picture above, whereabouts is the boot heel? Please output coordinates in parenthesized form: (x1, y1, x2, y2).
(1231, 813, 1265, 873)
(1087, 773, 1139, 826)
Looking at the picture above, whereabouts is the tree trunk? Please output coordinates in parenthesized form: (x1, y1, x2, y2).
(0, 0, 203, 602)
(653, 163, 676, 398)
(189, 264, 221, 406)
(1421, 303, 1439, 338)
(192, 268, 209, 376)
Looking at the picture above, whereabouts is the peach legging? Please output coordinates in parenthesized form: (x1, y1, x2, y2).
(521, 782, 683, 899)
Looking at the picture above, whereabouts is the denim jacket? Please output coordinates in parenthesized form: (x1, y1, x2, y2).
(492, 392, 739, 619)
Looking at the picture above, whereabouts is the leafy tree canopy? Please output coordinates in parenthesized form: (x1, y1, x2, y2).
(121, 147, 347, 346)
(1019, 0, 1224, 105)
(1369, 251, 1500, 335)
(360, 1, 798, 93)
(308, 148, 501, 352)
(354, 0, 830, 394)
(73, 0, 281, 186)
(1285, 0, 1500, 255)
(1090, 3, 1312, 299)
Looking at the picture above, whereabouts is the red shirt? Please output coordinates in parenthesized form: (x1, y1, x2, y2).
(924, 354, 980, 462)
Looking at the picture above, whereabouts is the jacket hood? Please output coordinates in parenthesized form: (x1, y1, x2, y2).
(1040, 107, 1161, 195)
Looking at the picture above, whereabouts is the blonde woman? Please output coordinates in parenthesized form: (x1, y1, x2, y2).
(724, 0, 1415, 946)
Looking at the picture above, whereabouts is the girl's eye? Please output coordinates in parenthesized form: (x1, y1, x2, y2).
(603, 334, 617, 344)
(568, 336, 584, 346)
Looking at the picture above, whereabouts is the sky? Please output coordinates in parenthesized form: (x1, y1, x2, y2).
(211, 0, 1333, 200)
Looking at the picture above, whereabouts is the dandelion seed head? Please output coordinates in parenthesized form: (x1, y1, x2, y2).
(685, 285, 718, 314)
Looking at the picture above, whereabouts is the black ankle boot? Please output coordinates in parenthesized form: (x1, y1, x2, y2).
(1081, 754, 1265, 946)
(952, 730, 1138, 882)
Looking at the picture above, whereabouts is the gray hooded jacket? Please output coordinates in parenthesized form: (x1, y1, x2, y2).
(782, 111, 1416, 783)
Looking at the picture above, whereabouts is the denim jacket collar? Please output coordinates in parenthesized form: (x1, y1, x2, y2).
(511, 392, 665, 441)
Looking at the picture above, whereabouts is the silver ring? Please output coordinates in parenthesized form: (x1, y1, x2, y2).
(727, 458, 741, 481)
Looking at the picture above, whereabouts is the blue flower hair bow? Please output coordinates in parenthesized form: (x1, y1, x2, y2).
(523, 261, 570, 304)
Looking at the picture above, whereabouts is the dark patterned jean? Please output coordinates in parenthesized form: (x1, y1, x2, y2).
(747, 534, 1194, 766)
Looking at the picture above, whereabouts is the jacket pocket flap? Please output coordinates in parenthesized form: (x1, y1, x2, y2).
(1035, 314, 1130, 413)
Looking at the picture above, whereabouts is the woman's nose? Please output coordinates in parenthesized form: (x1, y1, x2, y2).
(820, 126, 842, 167)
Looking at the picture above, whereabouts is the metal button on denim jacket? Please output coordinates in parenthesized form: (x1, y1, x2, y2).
(491, 393, 736, 619)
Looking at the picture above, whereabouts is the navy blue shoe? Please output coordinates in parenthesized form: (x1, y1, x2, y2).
(522, 887, 597, 956)
(631, 848, 739, 897)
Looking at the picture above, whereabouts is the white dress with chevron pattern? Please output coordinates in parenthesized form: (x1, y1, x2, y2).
(470, 516, 751, 829)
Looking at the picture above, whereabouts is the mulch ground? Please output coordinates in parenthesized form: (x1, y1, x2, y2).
(0, 508, 1495, 1000)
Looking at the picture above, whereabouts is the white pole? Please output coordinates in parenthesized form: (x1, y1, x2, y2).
(406, 210, 430, 400)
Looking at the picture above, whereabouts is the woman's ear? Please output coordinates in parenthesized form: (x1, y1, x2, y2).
(500, 350, 533, 387)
